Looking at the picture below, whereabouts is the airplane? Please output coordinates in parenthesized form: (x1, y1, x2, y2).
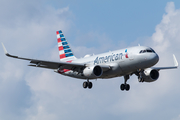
(2, 30, 178, 91)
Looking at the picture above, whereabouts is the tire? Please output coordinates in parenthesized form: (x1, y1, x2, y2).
(125, 84, 130, 91)
(120, 84, 125, 91)
(83, 82, 88, 88)
(88, 82, 93, 89)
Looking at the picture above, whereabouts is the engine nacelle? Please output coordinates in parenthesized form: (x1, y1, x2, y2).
(83, 65, 103, 79)
(142, 68, 159, 82)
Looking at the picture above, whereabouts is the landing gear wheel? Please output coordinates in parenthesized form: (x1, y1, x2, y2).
(83, 81, 93, 89)
(83, 82, 88, 88)
(120, 75, 131, 91)
(120, 84, 130, 91)
(125, 84, 130, 91)
(120, 84, 125, 91)
(88, 82, 93, 89)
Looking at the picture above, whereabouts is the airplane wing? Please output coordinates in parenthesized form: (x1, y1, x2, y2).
(2, 43, 111, 72)
(152, 54, 178, 71)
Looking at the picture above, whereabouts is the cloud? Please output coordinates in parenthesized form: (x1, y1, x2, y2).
(71, 31, 116, 57)
(108, 2, 180, 119)
(152, 2, 180, 53)
(0, 0, 74, 120)
(1, 1, 180, 120)
(0, 1, 72, 57)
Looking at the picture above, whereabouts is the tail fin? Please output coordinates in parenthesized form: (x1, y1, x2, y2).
(56, 30, 77, 61)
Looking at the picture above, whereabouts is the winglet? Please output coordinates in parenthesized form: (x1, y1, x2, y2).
(1, 43, 8, 55)
(173, 54, 178, 67)
(1, 43, 19, 58)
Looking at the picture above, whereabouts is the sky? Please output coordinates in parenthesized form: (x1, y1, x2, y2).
(0, 0, 180, 120)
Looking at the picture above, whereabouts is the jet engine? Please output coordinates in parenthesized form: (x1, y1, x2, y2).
(83, 65, 103, 79)
(142, 68, 159, 82)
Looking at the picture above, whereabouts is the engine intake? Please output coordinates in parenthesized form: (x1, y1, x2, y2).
(142, 68, 159, 82)
(83, 65, 103, 79)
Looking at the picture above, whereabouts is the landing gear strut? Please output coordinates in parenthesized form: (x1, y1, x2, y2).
(138, 70, 144, 82)
(83, 79, 93, 89)
(120, 75, 130, 91)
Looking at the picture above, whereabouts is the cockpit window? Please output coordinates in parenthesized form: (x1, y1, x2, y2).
(147, 50, 152, 52)
(139, 50, 146, 53)
(139, 48, 156, 54)
(150, 48, 156, 53)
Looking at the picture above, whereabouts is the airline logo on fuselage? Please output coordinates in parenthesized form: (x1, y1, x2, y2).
(125, 49, 129, 58)
(94, 49, 128, 65)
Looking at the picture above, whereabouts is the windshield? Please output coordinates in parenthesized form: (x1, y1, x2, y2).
(139, 48, 156, 54)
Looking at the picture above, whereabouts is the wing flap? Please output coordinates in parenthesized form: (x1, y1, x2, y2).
(28, 64, 54, 69)
(30, 59, 85, 69)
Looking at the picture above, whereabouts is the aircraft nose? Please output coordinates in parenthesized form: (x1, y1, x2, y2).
(148, 53, 159, 65)
(152, 53, 159, 64)
(155, 53, 159, 63)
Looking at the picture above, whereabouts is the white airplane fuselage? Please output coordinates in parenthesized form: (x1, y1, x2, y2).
(61, 46, 159, 79)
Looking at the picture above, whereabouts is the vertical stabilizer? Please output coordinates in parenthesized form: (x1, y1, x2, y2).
(56, 30, 77, 61)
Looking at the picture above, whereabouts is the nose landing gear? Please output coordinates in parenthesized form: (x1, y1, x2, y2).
(137, 69, 144, 82)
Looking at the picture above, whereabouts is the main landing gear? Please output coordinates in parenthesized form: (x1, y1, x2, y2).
(83, 79, 93, 89)
(120, 75, 130, 91)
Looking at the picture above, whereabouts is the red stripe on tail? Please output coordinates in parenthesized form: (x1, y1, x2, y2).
(60, 54, 66, 59)
(59, 46, 64, 51)
(57, 38, 61, 43)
